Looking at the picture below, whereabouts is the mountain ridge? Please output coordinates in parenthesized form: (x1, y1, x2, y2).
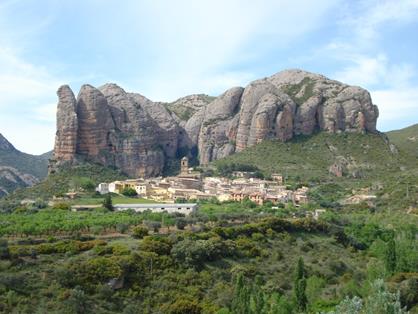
(0, 133, 51, 196)
(50, 69, 379, 177)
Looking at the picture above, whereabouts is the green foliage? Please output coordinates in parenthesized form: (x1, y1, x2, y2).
(121, 187, 137, 197)
(294, 257, 308, 312)
(65, 286, 89, 314)
(140, 236, 172, 255)
(71, 177, 96, 192)
(327, 279, 408, 314)
(308, 183, 346, 208)
(53, 202, 71, 211)
(0, 239, 10, 259)
(385, 239, 397, 275)
(0, 199, 416, 313)
(145, 220, 161, 233)
(231, 273, 251, 314)
(386, 123, 418, 164)
(281, 77, 316, 106)
(102, 194, 113, 211)
(1, 162, 126, 204)
(175, 217, 187, 230)
(216, 163, 261, 178)
(165, 299, 203, 314)
(132, 226, 148, 239)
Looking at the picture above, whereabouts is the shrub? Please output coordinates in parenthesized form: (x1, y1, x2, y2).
(132, 226, 149, 239)
(0, 239, 10, 259)
(116, 223, 129, 234)
(121, 187, 138, 197)
(140, 236, 172, 255)
(145, 221, 161, 233)
(164, 299, 202, 314)
(175, 217, 187, 230)
(53, 202, 71, 211)
(102, 194, 113, 211)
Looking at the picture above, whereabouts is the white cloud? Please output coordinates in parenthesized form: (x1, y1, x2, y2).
(0, 47, 62, 154)
(335, 54, 415, 88)
(341, 0, 418, 43)
(372, 87, 418, 131)
(119, 0, 340, 100)
(321, 0, 418, 131)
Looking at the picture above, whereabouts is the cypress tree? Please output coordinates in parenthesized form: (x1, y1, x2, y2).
(102, 194, 113, 211)
(231, 273, 251, 314)
(294, 257, 307, 312)
(252, 276, 265, 314)
(385, 238, 397, 275)
(296, 257, 305, 280)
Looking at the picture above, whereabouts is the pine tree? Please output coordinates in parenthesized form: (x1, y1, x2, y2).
(385, 239, 397, 275)
(102, 194, 113, 211)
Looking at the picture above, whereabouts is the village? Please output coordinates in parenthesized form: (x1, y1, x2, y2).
(95, 157, 310, 208)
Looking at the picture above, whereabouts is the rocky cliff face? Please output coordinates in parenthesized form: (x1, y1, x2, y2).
(51, 69, 379, 175)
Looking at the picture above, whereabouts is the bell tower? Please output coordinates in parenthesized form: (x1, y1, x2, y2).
(180, 156, 189, 175)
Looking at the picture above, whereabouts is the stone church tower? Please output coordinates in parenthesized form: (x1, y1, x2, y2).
(180, 156, 189, 175)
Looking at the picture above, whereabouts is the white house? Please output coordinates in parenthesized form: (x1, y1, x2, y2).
(96, 183, 109, 195)
(114, 203, 198, 216)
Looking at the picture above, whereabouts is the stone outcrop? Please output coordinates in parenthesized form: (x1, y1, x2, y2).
(51, 69, 379, 175)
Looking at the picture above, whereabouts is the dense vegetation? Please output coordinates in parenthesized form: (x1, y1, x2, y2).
(0, 130, 417, 312)
(215, 132, 418, 210)
(0, 194, 417, 313)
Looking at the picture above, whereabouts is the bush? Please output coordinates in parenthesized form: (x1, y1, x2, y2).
(0, 239, 10, 259)
(53, 202, 71, 211)
(175, 217, 187, 230)
(140, 236, 172, 255)
(165, 299, 202, 314)
(102, 194, 113, 211)
(145, 221, 161, 233)
(132, 226, 149, 239)
(121, 187, 138, 197)
(116, 223, 129, 234)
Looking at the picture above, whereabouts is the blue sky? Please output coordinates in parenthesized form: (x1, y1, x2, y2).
(0, 0, 417, 154)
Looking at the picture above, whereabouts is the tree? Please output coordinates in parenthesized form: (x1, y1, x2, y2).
(231, 273, 251, 314)
(145, 220, 161, 233)
(132, 226, 149, 239)
(294, 257, 307, 312)
(102, 194, 113, 211)
(175, 217, 187, 230)
(0, 239, 10, 259)
(327, 279, 408, 314)
(252, 277, 266, 314)
(121, 187, 137, 197)
(166, 299, 202, 314)
(65, 286, 88, 314)
(295, 277, 307, 312)
(385, 239, 397, 275)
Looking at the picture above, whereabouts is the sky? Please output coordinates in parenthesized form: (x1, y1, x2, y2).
(0, 0, 417, 154)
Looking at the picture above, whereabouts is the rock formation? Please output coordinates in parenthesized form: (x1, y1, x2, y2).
(51, 69, 379, 176)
